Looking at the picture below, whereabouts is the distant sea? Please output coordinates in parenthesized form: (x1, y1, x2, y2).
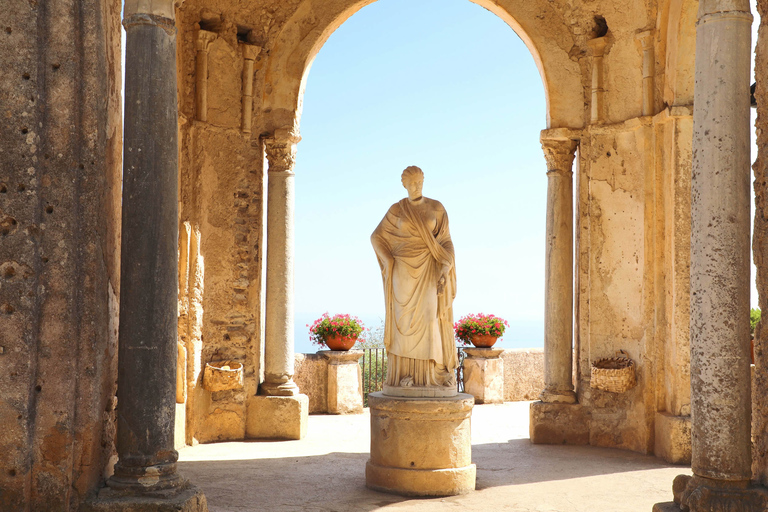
(293, 314, 544, 354)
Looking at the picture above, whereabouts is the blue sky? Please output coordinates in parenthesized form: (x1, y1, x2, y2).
(293, 0, 549, 352)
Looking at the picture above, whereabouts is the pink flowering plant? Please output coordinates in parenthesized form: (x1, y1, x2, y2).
(454, 313, 510, 346)
(308, 313, 365, 347)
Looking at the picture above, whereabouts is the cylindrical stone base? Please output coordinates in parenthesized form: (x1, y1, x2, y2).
(366, 392, 476, 497)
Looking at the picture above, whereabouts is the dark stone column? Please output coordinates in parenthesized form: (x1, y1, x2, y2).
(110, 12, 181, 492)
(84, 8, 206, 511)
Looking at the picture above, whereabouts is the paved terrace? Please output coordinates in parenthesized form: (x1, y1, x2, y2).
(178, 401, 690, 511)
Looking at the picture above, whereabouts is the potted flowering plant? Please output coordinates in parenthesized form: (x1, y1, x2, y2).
(454, 313, 509, 348)
(308, 313, 365, 351)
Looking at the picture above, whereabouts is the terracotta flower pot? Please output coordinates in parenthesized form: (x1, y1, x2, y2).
(470, 334, 498, 348)
(324, 334, 357, 351)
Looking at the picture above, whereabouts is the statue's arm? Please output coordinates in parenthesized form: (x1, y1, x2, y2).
(371, 206, 396, 270)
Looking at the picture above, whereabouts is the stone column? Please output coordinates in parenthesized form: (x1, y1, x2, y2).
(261, 128, 301, 396)
(85, 2, 207, 510)
(539, 133, 578, 405)
(587, 37, 608, 124)
(636, 30, 655, 117)
(195, 30, 216, 123)
(241, 45, 261, 135)
(654, 1, 768, 510)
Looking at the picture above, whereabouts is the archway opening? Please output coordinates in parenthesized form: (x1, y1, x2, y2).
(293, 0, 549, 357)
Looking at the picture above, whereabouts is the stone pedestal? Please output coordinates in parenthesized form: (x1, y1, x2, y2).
(462, 347, 504, 404)
(654, 412, 691, 465)
(529, 401, 589, 445)
(81, 485, 207, 512)
(245, 394, 308, 440)
(320, 350, 364, 414)
(366, 392, 475, 497)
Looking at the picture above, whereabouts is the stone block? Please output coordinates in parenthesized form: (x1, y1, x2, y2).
(529, 401, 589, 445)
(294, 353, 328, 413)
(320, 350, 364, 414)
(245, 394, 308, 440)
(462, 347, 504, 404)
(366, 392, 476, 497)
(654, 412, 691, 464)
(81, 484, 208, 512)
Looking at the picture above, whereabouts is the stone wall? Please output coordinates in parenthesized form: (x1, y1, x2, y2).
(293, 349, 545, 411)
(176, 1, 268, 445)
(0, 0, 123, 509)
(501, 349, 545, 401)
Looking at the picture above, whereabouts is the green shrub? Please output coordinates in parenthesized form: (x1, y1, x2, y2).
(751, 308, 761, 337)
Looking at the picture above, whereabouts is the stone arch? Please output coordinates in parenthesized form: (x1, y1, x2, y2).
(259, 0, 585, 134)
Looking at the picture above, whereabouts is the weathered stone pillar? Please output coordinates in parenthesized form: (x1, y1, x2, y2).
(587, 37, 608, 124)
(636, 30, 655, 117)
(320, 350, 365, 414)
(462, 347, 505, 404)
(241, 45, 261, 135)
(245, 129, 309, 440)
(85, 2, 207, 510)
(262, 128, 301, 397)
(654, 1, 768, 509)
(539, 132, 578, 405)
(195, 30, 216, 123)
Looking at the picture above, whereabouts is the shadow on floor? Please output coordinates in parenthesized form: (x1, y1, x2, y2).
(178, 439, 687, 511)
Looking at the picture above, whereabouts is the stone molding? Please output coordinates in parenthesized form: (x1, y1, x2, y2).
(123, 0, 175, 20)
(319, 349, 364, 365)
(122, 13, 176, 34)
(463, 347, 504, 359)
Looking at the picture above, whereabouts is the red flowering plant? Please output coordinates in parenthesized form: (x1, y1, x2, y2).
(454, 313, 510, 346)
(308, 313, 366, 347)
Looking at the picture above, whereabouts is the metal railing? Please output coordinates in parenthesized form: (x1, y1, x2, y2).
(360, 347, 467, 405)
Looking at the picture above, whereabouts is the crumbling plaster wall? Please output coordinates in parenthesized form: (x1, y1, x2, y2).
(0, 0, 122, 509)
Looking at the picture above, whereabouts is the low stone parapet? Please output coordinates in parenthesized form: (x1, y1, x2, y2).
(294, 348, 544, 412)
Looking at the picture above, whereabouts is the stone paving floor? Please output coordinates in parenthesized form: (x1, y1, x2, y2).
(178, 401, 690, 511)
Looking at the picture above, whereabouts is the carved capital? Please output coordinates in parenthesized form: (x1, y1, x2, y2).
(196, 30, 217, 52)
(264, 129, 301, 174)
(635, 30, 654, 51)
(540, 136, 578, 174)
(587, 36, 608, 57)
(242, 44, 262, 62)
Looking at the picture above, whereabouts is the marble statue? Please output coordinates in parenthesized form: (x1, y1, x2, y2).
(371, 166, 458, 397)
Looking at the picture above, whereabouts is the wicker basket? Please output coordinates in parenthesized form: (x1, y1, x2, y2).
(203, 360, 244, 392)
(590, 350, 636, 393)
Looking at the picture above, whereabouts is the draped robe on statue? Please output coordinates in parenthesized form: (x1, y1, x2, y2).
(371, 197, 457, 388)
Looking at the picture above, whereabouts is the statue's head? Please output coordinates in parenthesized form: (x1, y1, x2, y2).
(401, 166, 424, 188)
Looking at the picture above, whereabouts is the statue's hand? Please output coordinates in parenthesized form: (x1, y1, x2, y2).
(437, 274, 446, 295)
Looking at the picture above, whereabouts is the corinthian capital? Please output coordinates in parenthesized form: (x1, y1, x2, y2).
(265, 129, 301, 173)
(540, 131, 579, 174)
(196, 30, 217, 52)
